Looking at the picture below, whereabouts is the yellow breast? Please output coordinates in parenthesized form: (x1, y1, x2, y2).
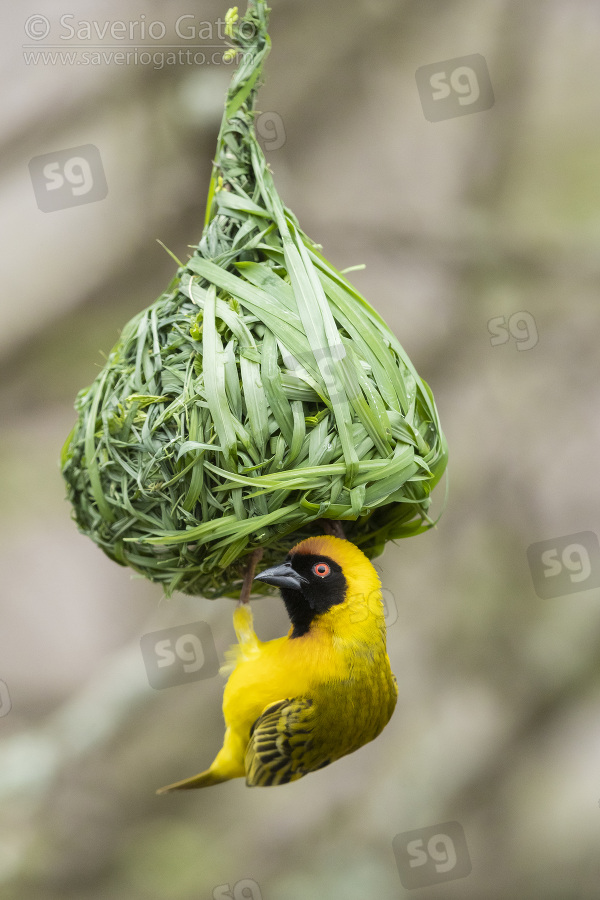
(223, 566, 395, 748)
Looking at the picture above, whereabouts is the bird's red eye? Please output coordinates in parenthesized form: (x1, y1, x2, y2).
(313, 562, 330, 578)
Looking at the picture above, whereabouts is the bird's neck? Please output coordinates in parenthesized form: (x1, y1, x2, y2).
(280, 588, 315, 638)
(281, 586, 388, 648)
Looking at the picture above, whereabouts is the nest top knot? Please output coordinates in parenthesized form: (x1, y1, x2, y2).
(61, 0, 447, 598)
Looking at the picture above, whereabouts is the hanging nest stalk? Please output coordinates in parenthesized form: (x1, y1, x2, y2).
(61, 0, 448, 599)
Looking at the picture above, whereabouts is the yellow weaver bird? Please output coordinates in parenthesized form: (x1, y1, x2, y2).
(157, 535, 398, 791)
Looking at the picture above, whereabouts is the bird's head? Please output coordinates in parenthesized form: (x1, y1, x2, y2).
(254, 535, 383, 638)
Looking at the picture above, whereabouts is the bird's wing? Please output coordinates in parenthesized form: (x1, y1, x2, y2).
(245, 697, 326, 787)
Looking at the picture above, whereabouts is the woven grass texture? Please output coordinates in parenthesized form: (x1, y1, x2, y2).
(61, 1, 448, 598)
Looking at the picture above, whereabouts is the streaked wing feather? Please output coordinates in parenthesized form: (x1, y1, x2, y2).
(245, 697, 322, 786)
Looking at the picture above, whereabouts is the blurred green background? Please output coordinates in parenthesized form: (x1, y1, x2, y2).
(2, 0, 600, 897)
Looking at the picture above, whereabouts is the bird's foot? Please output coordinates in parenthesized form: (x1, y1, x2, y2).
(239, 547, 264, 604)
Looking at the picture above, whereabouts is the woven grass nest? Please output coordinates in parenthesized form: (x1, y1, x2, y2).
(61, 0, 448, 598)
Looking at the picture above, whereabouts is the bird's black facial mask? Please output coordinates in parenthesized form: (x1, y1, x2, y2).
(255, 553, 347, 638)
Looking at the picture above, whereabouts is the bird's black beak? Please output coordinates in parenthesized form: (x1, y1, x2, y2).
(254, 560, 308, 591)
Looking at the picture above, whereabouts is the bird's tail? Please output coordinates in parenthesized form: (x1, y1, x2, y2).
(156, 768, 230, 794)
(158, 727, 246, 794)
